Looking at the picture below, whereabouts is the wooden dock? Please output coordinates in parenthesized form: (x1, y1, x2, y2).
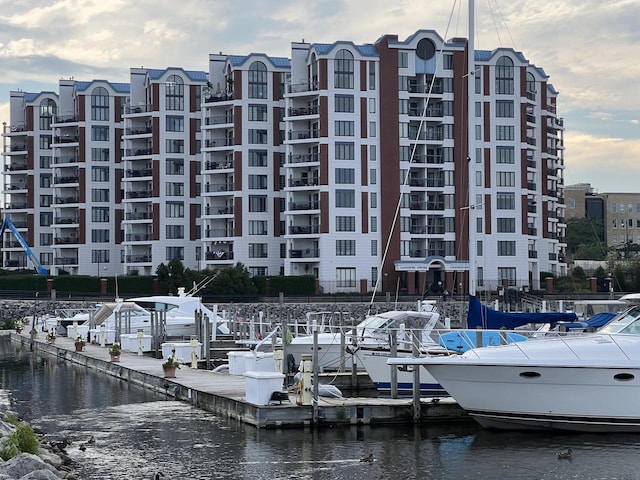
(9, 332, 468, 428)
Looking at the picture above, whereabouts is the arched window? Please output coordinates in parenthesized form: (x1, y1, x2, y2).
(526, 72, 536, 97)
(91, 87, 109, 121)
(39, 98, 57, 130)
(310, 53, 319, 89)
(334, 49, 354, 89)
(166, 75, 184, 111)
(495, 56, 514, 95)
(248, 61, 268, 99)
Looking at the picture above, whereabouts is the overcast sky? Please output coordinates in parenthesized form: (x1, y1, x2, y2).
(1, 0, 637, 193)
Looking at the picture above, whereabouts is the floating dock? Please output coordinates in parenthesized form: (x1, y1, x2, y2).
(9, 332, 468, 428)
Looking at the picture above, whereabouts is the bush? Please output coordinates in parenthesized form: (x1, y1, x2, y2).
(0, 422, 39, 460)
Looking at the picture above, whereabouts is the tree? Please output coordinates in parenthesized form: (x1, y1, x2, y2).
(210, 263, 257, 296)
(566, 218, 607, 260)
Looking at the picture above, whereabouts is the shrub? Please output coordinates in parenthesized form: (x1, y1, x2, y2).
(0, 422, 39, 460)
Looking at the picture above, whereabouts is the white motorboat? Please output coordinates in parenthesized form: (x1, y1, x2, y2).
(83, 287, 229, 340)
(389, 303, 640, 432)
(283, 301, 445, 372)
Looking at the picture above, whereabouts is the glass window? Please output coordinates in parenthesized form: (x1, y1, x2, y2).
(497, 240, 517, 256)
(166, 246, 184, 261)
(249, 150, 268, 167)
(91, 230, 109, 243)
(398, 51, 408, 68)
(91, 87, 109, 121)
(166, 75, 184, 110)
(165, 182, 184, 196)
(91, 147, 109, 162)
(336, 239, 356, 256)
(496, 100, 514, 117)
(335, 168, 355, 184)
(248, 243, 268, 258)
(335, 121, 354, 136)
(497, 267, 516, 285)
(249, 129, 268, 144)
(39, 98, 56, 130)
(248, 175, 268, 189)
(334, 49, 354, 89)
(496, 193, 515, 210)
(368, 60, 376, 90)
(166, 158, 184, 175)
(248, 61, 268, 99)
(91, 126, 109, 141)
(496, 171, 516, 187)
(336, 216, 355, 232)
(497, 217, 516, 233)
(249, 195, 267, 212)
(336, 189, 355, 208)
(91, 207, 109, 222)
(495, 56, 514, 95)
(335, 142, 354, 160)
(496, 146, 514, 164)
(336, 267, 356, 287)
(91, 166, 109, 182)
(166, 116, 184, 132)
(496, 125, 514, 141)
(248, 104, 268, 121)
(166, 225, 184, 239)
(91, 189, 109, 202)
(166, 201, 185, 218)
(166, 139, 184, 153)
(249, 220, 268, 235)
(335, 95, 354, 113)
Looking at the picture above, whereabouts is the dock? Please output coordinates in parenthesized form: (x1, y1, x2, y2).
(9, 332, 468, 428)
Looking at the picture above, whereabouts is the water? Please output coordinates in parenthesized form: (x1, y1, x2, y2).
(1, 336, 639, 479)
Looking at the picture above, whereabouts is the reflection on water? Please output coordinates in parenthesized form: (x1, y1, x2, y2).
(1, 337, 640, 479)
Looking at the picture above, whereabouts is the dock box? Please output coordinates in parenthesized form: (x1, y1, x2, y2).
(228, 351, 246, 375)
(244, 371, 285, 405)
(120, 333, 152, 353)
(244, 352, 276, 373)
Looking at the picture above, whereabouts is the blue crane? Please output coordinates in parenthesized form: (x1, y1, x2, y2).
(0, 217, 49, 275)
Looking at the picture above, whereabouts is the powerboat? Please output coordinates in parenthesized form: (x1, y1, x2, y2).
(389, 303, 640, 432)
(283, 301, 446, 372)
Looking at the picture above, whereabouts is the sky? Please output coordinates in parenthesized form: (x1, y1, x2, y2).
(0, 0, 638, 193)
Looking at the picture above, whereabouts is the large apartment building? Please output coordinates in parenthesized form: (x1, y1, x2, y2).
(1, 29, 567, 294)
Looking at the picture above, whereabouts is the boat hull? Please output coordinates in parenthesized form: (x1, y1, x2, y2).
(356, 348, 445, 396)
(419, 335, 640, 432)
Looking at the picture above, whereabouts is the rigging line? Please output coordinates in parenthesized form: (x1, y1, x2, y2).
(368, 0, 459, 312)
(491, 0, 517, 49)
(486, 0, 503, 46)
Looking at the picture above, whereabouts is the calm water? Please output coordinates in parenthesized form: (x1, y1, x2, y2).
(1, 336, 639, 479)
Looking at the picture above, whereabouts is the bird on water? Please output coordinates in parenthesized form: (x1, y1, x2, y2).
(557, 448, 572, 460)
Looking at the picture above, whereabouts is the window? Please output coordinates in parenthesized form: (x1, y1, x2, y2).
(496, 146, 514, 164)
(249, 243, 268, 258)
(336, 189, 355, 208)
(371, 239, 377, 256)
(91, 207, 109, 222)
(443, 54, 453, 70)
(249, 195, 267, 212)
(248, 61, 268, 99)
(91, 189, 109, 202)
(166, 139, 184, 153)
(166, 75, 184, 110)
(336, 267, 356, 287)
(91, 87, 109, 121)
(166, 182, 184, 196)
(91, 148, 109, 162)
(334, 49, 354, 89)
(368, 60, 376, 90)
(496, 193, 515, 210)
(92, 249, 109, 263)
(91, 126, 109, 141)
(40, 156, 52, 168)
(249, 150, 268, 167)
(91, 166, 109, 182)
(526, 72, 536, 96)
(398, 51, 408, 68)
(91, 230, 110, 243)
(497, 217, 516, 233)
(369, 121, 376, 137)
(249, 220, 268, 235)
(370, 192, 377, 208)
(166, 158, 184, 175)
(166, 246, 184, 261)
(370, 168, 376, 185)
(166, 116, 184, 132)
(249, 129, 268, 144)
(496, 125, 514, 141)
(166, 225, 184, 239)
(40, 233, 53, 246)
(335, 216, 355, 232)
(496, 171, 516, 187)
(496, 100, 514, 117)
(166, 201, 185, 218)
(370, 216, 377, 232)
(40, 212, 53, 227)
(335, 121, 354, 136)
(497, 241, 517, 256)
(335, 142, 354, 160)
(40, 135, 52, 149)
(248, 175, 268, 189)
(39, 98, 56, 130)
(335, 95, 354, 113)
(248, 104, 268, 121)
(497, 267, 516, 285)
(40, 195, 52, 207)
(40, 173, 51, 188)
(336, 239, 356, 256)
(495, 56, 514, 95)
(335, 168, 355, 184)
(249, 267, 267, 276)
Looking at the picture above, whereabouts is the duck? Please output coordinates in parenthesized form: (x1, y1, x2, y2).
(557, 448, 572, 460)
(360, 453, 375, 463)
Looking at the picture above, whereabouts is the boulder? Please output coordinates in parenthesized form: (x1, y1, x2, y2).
(0, 453, 60, 479)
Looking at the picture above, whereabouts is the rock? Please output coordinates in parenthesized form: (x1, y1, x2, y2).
(37, 449, 63, 469)
(19, 470, 62, 480)
(0, 453, 61, 479)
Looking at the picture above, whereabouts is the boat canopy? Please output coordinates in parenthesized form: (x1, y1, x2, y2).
(467, 295, 578, 329)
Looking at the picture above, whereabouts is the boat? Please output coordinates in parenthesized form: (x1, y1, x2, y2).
(282, 300, 445, 372)
(80, 287, 229, 341)
(389, 303, 640, 432)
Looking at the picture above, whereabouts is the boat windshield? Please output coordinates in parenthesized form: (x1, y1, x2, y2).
(599, 306, 640, 334)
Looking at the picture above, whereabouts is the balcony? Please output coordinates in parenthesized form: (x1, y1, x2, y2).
(288, 177, 319, 188)
(54, 217, 79, 225)
(55, 257, 79, 265)
(125, 233, 153, 242)
(53, 134, 79, 144)
(124, 104, 153, 115)
(54, 237, 80, 245)
(289, 249, 319, 258)
(204, 161, 233, 171)
(205, 250, 234, 260)
(288, 130, 319, 141)
(203, 92, 234, 103)
(125, 126, 152, 136)
(287, 82, 319, 94)
(126, 211, 153, 220)
(528, 250, 538, 258)
(52, 114, 79, 124)
(125, 190, 153, 199)
(125, 148, 153, 157)
(5, 163, 28, 171)
(288, 201, 320, 211)
(53, 196, 80, 205)
(289, 225, 320, 235)
(126, 254, 153, 263)
(287, 153, 319, 164)
(53, 176, 80, 185)
(125, 169, 153, 178)
(54, 155, 79, 165)
(287, 106, 319, 117)
(204, 114, 234, 126)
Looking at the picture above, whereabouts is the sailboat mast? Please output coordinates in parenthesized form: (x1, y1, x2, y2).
(467, 0, 477, 297)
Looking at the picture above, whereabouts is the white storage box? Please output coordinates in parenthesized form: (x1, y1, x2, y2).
(244, 371, 285, 405)
(227, 351, 247, 376)
(244, 352, 276, 373)
(161, 341, 202, 363)
(66, 324, 90, 340)
(90, 328, 115, 345)
(119, 333, 152, 353)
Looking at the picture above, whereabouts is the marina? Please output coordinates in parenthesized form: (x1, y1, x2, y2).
(8, 331, 467, 429)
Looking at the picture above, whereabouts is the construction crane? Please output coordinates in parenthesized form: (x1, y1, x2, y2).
(0, 217, 49, 275)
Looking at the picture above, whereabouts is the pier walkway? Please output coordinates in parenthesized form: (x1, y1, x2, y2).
(9, 332, 467, 429)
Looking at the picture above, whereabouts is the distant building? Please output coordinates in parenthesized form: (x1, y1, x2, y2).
(2, 29, 567, 293)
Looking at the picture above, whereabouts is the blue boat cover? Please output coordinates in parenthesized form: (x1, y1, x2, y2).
(467, 295, 578, 329)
